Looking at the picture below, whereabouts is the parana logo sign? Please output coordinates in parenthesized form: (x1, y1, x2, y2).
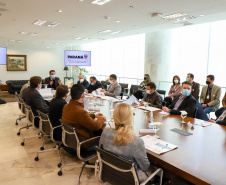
(68, 55, 88, 59)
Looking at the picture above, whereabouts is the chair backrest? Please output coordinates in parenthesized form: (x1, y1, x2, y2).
(60, 119, 79, 152)
(193, 107, 198, 118)
(18, 96, 26, 115)
(95, 146, 139, 185)
(129, 85, 139, 95)
(156, 90, 166, 98)
(119, 83, 128, 93)
(37, 110, 52, 136)
(15, 92, 21, 110)
(24, 102, 35, 124)
(101, 81, 108, 90)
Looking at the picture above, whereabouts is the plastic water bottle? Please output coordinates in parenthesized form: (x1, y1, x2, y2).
(109, 98, 113, 110)
(148, 111, 154, 129)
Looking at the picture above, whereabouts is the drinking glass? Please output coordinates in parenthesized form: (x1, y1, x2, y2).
(180, 112, 187, 123)
(153, 124, 160, 139)
(144, 102, 148, 113)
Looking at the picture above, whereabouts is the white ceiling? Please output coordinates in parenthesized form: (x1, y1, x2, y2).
(1, 0, 226, 48)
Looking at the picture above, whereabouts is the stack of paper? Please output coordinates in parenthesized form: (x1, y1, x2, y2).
(124, 95, 140, 105)
(195, 121, 212, 127)
(38, 88, 53, 98)
(140, 135, 178, 155)
(159, 111, 170, 115)
(137, 106, 160, 112)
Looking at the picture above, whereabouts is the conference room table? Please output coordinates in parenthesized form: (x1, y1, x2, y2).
(84, 96, 226, 185)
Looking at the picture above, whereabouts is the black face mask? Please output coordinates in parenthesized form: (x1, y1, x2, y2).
(144, 77, 147, 80)
(206, 81, 210, 85)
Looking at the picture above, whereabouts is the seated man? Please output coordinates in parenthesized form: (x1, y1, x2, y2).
(215, 92, 226, 118)
(209, 108, 226, 126)
(77, 75, 89, 89)
(186, 73, 200, 100)
(200, 75, 221, 115)
(49, 85, 69, 141)
(162, 81, 196, 117)
(140, 82, 162, 109)
(23, 76, 49, 128)
(100, 74, 121, 97)
(62, 84, 106, 151)
(45, 70, 61, 90)
(86, 76, 103, 93)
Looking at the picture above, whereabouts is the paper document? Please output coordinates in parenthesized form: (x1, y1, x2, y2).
(38, 88, 53, 98)
(137, 106, 160, 112)
(124, 95, 140, 105)
(159, 111, 170, 115)
(195, 121, 212, 127)
(140, 135, 178, 155)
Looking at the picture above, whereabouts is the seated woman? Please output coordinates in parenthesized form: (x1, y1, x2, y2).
(164, 75, 182, 107)
(99, 103, 156, 183)
(133, 74, 151, 99)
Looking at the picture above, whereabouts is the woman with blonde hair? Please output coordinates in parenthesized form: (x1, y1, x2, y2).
(99, 103, 155, 183)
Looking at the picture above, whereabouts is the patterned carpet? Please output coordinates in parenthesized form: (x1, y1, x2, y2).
(0, 91, 17, 102)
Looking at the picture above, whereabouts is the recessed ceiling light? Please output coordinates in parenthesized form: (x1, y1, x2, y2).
(162, 13, 187, 20)
(82, 38, 90, 40)
(74, 37, 82, 40)
(115, 20, 120, 23)
(30, 33, 38, 36)
(47, 22, 60, 27)
(99, 29, 112, 33)
(19, 32, 28, 35)
(57, 10, 63, 13)
(92, 0, 111, 6)
(199, 14, 204, 17)
(111, 31, 121, 34)
(33, 20, 47, 26)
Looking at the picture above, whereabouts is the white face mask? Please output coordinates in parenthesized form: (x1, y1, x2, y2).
(174, 80, 179, 84)
(80, 79, 84, 83)
(110, 80, 113, 84)
(146, 90, 151, 94)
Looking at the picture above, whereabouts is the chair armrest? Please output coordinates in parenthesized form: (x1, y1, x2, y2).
(80, 136, 101, 145)
(52, 125, 62, 131)
(140, 168, 163, 185)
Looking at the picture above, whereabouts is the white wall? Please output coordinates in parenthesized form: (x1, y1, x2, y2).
(0, 46, 65, 84)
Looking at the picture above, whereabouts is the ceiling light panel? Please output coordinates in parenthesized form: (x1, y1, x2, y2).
(162, 13, 187, 20)
(47, 22, 61, 27)
(98, 29, 112, 33)
(92, 0, 111, 6)
(33, 20, 47, 26)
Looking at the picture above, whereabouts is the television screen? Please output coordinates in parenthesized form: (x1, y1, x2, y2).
(65, 50, 91, 66)
(0, 47, 7, 65)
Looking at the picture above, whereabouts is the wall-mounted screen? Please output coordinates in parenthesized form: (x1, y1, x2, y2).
(64, 50, 91, 66)
(0, 47, 7, 65)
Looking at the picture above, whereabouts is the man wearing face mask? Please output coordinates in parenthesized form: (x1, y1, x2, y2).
(162, 81, 196, 117)
(140, 82, 162, 109)
(200, 75, 221, 115)
(45, 70, 61, 90)
(186, 73, 200, 100)
(77, 75, 89, 89)
(62, 84, 106, 151)
(86, 76, 103, 93)
(100, 74, 121, 97)
(23, 76, 49, 128)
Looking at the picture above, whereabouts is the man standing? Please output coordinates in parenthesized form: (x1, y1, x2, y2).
(77, 75, 89, 89)
(186, 73, 200, 100)
(162, 81, 196, 117)
(100, 74, 121, 97)
(140, 82, 162, 109)
(45, 70, 61, 90)
(200, 75, 221, 115)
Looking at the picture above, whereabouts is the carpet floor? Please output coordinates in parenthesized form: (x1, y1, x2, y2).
(0, 91, 17, 102)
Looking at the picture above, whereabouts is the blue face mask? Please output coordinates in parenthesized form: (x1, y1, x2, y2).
(90, 82, 94, 86)
(182, 89, 190, 96)
(186, 78, 190, 82)
(51, 75, 56, 79)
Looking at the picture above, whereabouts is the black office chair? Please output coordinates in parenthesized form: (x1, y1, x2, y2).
(58, 119, 99, 185)
(193, 107, 198, 118)
(34, 110, 63, 166)
(119, 83, 129, 94)
(95, 146, 163, 185)
(130, 85, 139, 96)
(15, 92, 26, 125)
(101, 80, 108, 90)
(156, 90, 166, 99)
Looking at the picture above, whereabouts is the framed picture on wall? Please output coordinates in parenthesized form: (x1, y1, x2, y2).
(7, 55, 27, 71)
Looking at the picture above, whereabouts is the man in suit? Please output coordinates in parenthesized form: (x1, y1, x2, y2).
(44, 70, 61, 90)
(100, 74, 121, 97)
(209, 108, 226, 126)
(23, 76, 49, 128)
(186, 73, 200, 100)
(49, 85, 68, 141)
(86, 76, 103, 93)
(77, 75, 89, 89)
(140, 82, 162, 109)
(62, 84, 106, 151)
(162, 81, 196, 117)
(200, 75, 221, 115)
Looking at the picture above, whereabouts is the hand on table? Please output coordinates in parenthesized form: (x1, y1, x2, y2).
(100, 89, 105, 93)
(162, 106, 170, 113)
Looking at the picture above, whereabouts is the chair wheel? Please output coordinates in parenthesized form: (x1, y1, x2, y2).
(40, 147, 44, 150)
(58, 163, 62, 168)
(34, 156, 39, 161)
(17, 132, 20, 135)
(21, 142, 24, 146)
(15, 122, 18, 125)
(58, 171, 62, 176)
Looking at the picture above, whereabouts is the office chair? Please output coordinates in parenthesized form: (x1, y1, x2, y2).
(15, 92, 26, 125)
(101, 80, 108, 90)
(156, 90, 166, 99)
(20, 103, 41, 146)
(129, 85, 139, 96)
(95, 146, 163, 185)
(16, 96, 32, 135)
(34, 110, 63, 166)
(58, 119, 99, 185)
(193, 107, 198, 118)
(119, 83, 129, 94)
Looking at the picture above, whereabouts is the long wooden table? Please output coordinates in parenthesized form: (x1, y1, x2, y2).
(84, 97, 226, 185)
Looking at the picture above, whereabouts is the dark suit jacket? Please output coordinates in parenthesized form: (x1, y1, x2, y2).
(87, 81, 103, 93)
(77, 79, 89, 89)
(143, 91, 162, 109)
(44, 77, 60, 90)
(191, 81, 200, 100)
(49, 97, 67, 141)
(169, 94, 196, 117)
